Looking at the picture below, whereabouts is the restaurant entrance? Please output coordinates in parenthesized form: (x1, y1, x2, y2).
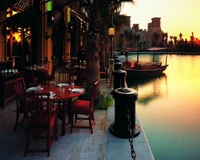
(1, 7, 41, 69)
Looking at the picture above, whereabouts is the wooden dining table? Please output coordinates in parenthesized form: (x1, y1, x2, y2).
(36, 85, 85, 135)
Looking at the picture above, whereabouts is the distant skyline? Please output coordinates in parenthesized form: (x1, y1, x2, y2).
(120, 0, 200, 40)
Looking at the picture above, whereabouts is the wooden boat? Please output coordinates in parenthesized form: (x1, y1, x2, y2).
(123, 47, 168, 78)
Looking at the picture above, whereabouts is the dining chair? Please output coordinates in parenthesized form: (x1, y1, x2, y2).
(41, 60, 50, 68)
(13, 77, 27, 131)
(70, 57, 78, 67)
(24, 92, 58, 157)
(57, 69, 72, 120)
(58, 70, 71, 83)
(39, 63, 58, 85)
(100, 66, 108, 83)
(69, 67, 79, 83)
(76, 66, 87, 85)
(70, 80, 99, 134)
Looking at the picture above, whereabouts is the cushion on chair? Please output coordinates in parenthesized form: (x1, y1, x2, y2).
(100, 71, 108, 82)
(72, 99, 90, 112)
(29, 111, 57, 128)
(100, 71, 106, 75)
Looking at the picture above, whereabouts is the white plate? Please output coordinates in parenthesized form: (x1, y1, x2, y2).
(57, 83, 69, 87)
(26, 87, 37, 92)
(71, 88, 84, 93)
(40, 92, 56, 99)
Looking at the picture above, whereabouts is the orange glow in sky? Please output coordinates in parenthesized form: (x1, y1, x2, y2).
(120, 0, 200, 40)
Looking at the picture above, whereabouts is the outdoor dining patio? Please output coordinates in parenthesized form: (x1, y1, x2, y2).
(0, 81, 153, 160)
(0, 56, 154, 159)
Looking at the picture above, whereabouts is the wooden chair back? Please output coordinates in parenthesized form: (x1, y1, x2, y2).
(89, 80, 99, 109)
(24, 91, 58, 156)
(25, 92, 51, 128)
(41, 60, 50, 68)
(13, 77, 27, 131)
(58, 71, 70, 83)
(13, 77, 26, 110)
(51, 63, 59, 78)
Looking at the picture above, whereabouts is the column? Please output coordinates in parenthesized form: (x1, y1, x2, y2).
(45, 0, 53, 68)
(0, 11, 6, 60)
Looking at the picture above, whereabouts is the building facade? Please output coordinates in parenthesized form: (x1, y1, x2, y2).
(123, 17, 164, 48)
(0, 0, 84, 69)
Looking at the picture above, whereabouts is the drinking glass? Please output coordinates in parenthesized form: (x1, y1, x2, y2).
(71, 82, 74, 89)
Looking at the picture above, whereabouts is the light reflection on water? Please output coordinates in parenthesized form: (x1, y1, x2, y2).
(121, 53, 200, 160)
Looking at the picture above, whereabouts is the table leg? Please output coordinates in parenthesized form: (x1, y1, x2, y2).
(61, 99, 66, 136)
(67, 99, 72, 123)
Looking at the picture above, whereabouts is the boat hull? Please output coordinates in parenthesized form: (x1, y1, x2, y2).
(125, 65, 168, 77)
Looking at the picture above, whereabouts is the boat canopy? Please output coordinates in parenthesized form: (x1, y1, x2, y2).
(147, 47, 167, 51)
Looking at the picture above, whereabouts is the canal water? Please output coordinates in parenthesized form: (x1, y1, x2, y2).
(119, 53, 200, 160)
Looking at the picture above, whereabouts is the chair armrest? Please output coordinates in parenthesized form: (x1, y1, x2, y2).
(50, 104, 59, 112)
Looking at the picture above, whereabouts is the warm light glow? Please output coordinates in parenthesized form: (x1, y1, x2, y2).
(6, 8, 11, 12)
(108, 27, 115, 36)
(6, 35, 10, 39)
(6, 8, 11, 17)
(13, 32, 21, 42)
(16, 36, 21, 42)
(121, 0, 200, 40)
(12, 11, 18, 16)
(13, 32, 17, 38)
(6, 8, 18, 17)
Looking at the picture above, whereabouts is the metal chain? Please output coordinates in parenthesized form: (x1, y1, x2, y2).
(126, 105, 136, 160)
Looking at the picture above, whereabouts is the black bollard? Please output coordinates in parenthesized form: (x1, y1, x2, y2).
(112, 69, 127, 90)
(113, 55, 118, 59)
(109, 88, 141, 138)
(114, 62, 122, 70)
(114, 58, 120, 63)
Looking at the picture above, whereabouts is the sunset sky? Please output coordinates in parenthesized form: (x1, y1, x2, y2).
(120, 0, 200, 40)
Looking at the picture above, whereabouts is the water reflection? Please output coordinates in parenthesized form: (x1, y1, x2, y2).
(123, 54, 200, 160)
(127, 73, 168, 105)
